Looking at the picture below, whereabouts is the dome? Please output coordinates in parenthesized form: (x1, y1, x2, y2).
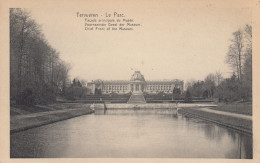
(130, 71, 145, 82)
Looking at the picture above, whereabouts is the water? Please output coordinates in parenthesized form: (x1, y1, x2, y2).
(10, 109, 252, 158)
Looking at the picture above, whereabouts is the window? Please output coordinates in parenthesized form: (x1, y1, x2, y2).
(136, 84, 139, 91)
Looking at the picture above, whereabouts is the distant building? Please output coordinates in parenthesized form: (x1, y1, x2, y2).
(87, 71, 184, 94)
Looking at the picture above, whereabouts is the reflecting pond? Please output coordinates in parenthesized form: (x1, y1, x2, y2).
(11, 109, 252, 158)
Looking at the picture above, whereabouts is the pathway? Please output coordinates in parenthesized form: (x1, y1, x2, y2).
(195, 107, 252, 120)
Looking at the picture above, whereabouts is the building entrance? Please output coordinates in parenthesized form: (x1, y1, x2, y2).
(136, 84, 139, 91)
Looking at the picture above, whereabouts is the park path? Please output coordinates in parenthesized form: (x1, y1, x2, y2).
(10, 104, 93, 133)
(195, 107, 252, 120)
(11, 109, 73, 121)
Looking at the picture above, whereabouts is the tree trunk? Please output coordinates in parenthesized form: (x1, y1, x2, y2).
(16, 21, 25, 104)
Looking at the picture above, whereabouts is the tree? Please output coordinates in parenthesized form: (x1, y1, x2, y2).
(184, 90, 192, 103)
(226, 29, 244, 80)
(221, 25, 252, 102)
(241, 24, 252, 100)
(204, 74, 214, 97)
(214, 74, 240, 102)
(64, 78, 90, 100)
(202, 90, 209, 98)
(185, 79, 196, 90)
(10, 9, 40, 104)
(10, 8, 70, 105)
(215, 71, 224, 86)
(188, 80, 206, 98)
(172, 87, 181, 99)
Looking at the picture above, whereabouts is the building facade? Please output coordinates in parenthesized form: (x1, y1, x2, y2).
(87, 71, 184, 94)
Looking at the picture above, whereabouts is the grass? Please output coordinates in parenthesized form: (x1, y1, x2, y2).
(10, 103, 91, 116)
(179, 108, 252, 134)
(211, 102, 252, 115)
(10, 103, 94, 133)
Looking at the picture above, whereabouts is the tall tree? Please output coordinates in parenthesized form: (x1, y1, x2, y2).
(10, 8, 70, 105)
(204, 74, 216, 98)
(242, 25, 252, 99)
(215, 71, 223, 86)
(226, 29, 244, 80)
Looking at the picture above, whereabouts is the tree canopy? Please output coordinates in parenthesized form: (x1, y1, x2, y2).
(10, 8, 70, 105)
(185, 24, 252, 102)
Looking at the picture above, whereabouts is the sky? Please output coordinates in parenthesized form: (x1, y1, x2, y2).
(28, 0, 252, 83)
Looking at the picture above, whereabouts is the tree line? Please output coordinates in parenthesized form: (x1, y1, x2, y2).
(10, 9, 71, 105)
(185, 24, 252, 102)
(64, 78, 91, 100)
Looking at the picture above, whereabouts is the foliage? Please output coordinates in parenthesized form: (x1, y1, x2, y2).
(10, 9, 70, 105)
(64, 78, 90, 100)
(184, 90, 192, 103)
(185, 24, 252, 102)
(226, 25, 252, 82)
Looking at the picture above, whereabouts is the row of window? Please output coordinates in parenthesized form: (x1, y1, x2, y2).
(103, 85, 128, 90)
(104, 90, 127, 93)
(101, 84, 179, 91)
(147, 90, 173, 92)
(146, 85, 172, 90)
(102, 90, 173, 93)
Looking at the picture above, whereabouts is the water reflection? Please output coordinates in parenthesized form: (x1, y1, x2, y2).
(11, 109, 252, 158)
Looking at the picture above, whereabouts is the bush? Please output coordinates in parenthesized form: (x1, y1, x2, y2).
(184, 90, 192, 103)
(16, 88, 35, 105)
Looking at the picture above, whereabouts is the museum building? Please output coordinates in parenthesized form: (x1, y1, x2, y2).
(87, 71, 184, 94)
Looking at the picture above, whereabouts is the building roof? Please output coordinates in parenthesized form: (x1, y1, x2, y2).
(130, 71, 145, 82)
(103, 80, 129, 84)
(87, 71, 184, 85)
(146, 79, 183, 84)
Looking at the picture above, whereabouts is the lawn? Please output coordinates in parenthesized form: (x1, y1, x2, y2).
(179, 107, 252, 134)
(211, 102, 252, 115)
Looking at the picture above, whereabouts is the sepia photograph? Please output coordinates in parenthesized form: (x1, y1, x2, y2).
(1, 0, 260, 162)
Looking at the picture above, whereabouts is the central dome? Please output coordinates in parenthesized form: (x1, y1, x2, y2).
(130, 71, 145, 82)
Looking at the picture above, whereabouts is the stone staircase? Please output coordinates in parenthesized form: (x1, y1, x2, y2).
(127, 93, 146, 104)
